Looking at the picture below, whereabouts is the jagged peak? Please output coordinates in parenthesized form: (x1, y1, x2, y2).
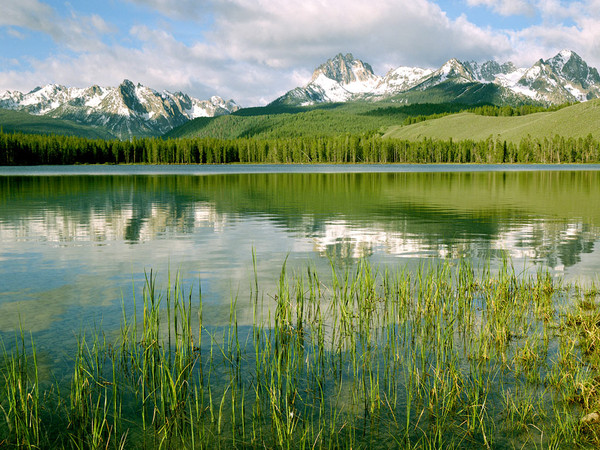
(29, 84, 65, 94)
(118, 79, 137, 91)
(439, 58, 468, 72)
(445, 58, 462, 66)
(546, 49, 600, 87)
(546, 49, 586, 68)
(311, 53, 376, 85)
(434, 58, 472, 81)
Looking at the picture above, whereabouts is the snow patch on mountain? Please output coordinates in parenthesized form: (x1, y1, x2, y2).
(495, 69, 527, 88)
(564, 83, 585, 100)
(376, 67, 434, 94)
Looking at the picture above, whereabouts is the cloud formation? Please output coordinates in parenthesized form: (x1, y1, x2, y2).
(1, 0, 600, 105)
(466, 0, 536, 16)
(204, 0, 512, 70)
(1, 0, 113, 52)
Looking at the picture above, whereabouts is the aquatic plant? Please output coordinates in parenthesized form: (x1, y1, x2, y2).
(2, 258, 600, 448)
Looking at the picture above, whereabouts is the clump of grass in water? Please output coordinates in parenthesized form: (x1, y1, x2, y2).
(3, 259, 600, 448)
(0, 329, 40, 448)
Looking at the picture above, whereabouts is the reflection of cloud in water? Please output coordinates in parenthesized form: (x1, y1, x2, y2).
(0, 202, 225, 243)
(313, 220, 440, 259)
(313, 220, 598, 268)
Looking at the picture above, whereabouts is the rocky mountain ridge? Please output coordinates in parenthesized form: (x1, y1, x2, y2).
(2, 50, 599, 140)
(273, 50, 600, 106)
(0, 80, 239, 139)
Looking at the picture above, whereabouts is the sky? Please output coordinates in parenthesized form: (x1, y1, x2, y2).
(1, 0, 599, 106)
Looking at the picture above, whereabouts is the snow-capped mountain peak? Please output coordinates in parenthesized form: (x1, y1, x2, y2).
(506, 51, 600, 102)
(272, 49, 600, 107)
(545, 50, 600, 90)
(311, 53, 379, 86)
(273, 53, 383, 105)
(436, 58, 473, 83)
(0, 80, 240, 139)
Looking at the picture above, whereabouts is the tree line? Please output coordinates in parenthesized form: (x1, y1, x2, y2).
(0, 130, 599, 165)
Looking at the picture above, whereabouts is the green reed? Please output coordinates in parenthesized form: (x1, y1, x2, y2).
(0, 330, 40, 448)
(2, 258, 600, 448)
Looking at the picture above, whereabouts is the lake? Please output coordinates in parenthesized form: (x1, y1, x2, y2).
(2, 163, 600, 447)
(1, 164, 600, 348)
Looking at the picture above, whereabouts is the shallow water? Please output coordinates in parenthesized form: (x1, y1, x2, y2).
(1, 164, 599, 355)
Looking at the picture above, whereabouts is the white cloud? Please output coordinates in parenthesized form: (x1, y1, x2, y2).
(6, 27, 25, 39)
(0, 0, 114, 52)
(0, 0, 55, 29)
(127, 0, 207, 20)
(203, 0, 511, 70)
(124, 0, 514, 70)
(590, 0, 600, 13)
(536, 0, 586, 21)
(466, 0, 536, 16)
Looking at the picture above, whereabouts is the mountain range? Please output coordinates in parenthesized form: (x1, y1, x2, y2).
(272, 50, 600, 107)
(1, 50, 599, 140)
(0, 80, 239, 139)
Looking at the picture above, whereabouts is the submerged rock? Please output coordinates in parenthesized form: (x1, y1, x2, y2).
(581, 412, 600, 424)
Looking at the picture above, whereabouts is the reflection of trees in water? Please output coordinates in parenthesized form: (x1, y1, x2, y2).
(540, 224, 596, 268)
(556, 235, 594, 267)
(124, 216, 145, 242)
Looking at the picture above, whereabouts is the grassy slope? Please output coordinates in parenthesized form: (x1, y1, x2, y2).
(383, 99, 600, 143)
(0, 109, 115, 139)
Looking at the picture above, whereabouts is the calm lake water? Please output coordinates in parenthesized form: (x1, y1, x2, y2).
(1, 164, 600, 357)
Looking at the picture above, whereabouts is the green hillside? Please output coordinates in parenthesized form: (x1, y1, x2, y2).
(164, 102, 480, 140)
(0, 109, 115, 139)
(383, 99, 600, 143)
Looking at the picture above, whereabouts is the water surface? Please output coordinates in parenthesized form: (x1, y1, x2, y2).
(1, 165, 599, 355)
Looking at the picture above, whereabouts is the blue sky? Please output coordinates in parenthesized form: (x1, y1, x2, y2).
(1, 0, 599, 105)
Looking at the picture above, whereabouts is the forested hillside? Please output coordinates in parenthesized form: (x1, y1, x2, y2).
(1, 129, 598, 166)
(0, 109, 115, 139)
(164, 102, 482, 140)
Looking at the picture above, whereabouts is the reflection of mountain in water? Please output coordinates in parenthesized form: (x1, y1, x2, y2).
(313, 219, 596, 268)
(0, 171, 599, 268)
(493, 222, 596, 268)
(0, 202, 225, 243)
